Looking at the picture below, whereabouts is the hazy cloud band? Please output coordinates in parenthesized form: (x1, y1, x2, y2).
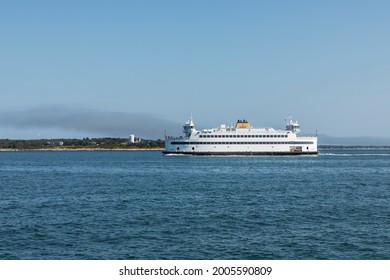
(0, 107, 179, 139)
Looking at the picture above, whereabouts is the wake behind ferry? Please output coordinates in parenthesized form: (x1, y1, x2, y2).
(163, 116, 318, 155)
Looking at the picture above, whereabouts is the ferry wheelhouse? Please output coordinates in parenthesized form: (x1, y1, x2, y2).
(163, 116, 318, 155)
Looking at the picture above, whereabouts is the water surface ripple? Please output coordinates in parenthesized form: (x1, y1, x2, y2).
(0, 150, 389, 259)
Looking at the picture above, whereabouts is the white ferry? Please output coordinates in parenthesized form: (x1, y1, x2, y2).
(163, 116, 318, 155)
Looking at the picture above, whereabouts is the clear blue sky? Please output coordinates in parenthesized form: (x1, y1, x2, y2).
(1, 0, 389, 140)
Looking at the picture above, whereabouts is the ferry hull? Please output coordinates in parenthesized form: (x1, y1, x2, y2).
(163, 140, 318, 155)
(162, 151, 318, 156)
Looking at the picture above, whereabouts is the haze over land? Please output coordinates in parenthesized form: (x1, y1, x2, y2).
(1, 1, 389, 143)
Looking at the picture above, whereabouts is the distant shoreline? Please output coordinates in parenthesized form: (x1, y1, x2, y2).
(0, 148, 164, 152)
(2, 138, 389, 151)
(1, 146, 390, 152)
(0, 138, 164, 151)
(318, 145, 390, 150)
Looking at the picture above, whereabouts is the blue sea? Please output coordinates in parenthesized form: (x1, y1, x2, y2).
(0, 150, 389, 260)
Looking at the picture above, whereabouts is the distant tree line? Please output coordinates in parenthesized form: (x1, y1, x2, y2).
(0, 138, 164, 150)
(1, 139, 388, 150)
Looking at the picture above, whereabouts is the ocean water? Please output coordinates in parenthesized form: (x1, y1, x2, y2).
(0, 150, 389, 260)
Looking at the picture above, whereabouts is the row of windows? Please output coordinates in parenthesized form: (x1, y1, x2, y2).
(171, 141, 314, 145)
(199, 134, 288, 138)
